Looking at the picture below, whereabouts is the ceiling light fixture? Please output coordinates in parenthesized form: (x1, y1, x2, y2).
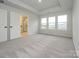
(38, 0, 42, 3)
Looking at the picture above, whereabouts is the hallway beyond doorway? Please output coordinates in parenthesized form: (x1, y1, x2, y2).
(21, 32, 28, 37)
(20, 16, 28, 37)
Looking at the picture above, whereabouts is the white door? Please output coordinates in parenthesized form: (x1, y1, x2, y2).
(10, 12, 20, 39)
(0, 9, 7, 42)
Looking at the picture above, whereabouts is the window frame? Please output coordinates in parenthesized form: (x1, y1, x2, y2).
(41, 18, 47, 29)
(40, 14, 68, 31)
(48, 16, 56, 29)
(57, 14, 68, 31)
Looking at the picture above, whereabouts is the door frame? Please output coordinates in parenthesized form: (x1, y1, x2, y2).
(20, 16, 29, 36)
(7, 11, 10, 41)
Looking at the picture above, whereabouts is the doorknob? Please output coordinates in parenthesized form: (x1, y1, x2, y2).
(4, 26, 8, 28)
(10, 26, 13, 28)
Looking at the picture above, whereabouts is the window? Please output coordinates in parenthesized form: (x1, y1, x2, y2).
(41, 18, 47, 29)
(40, 14, 68, 31)
(58, 15, 67, 30)
(48, 17, 56, 29)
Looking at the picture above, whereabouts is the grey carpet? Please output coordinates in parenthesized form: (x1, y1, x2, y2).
(0, 34, 77, 58)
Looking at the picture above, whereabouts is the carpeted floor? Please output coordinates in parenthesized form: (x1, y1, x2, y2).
(0, 34, 77, 58)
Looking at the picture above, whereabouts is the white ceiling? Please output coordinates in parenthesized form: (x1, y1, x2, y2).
(6, 0, 73, 15)
(19, 0, 59, 11)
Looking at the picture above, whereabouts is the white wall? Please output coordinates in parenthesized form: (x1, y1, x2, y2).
(39, 11, 72, 38)
(0, 3, 39, 37)
(72, 0, 79, 57)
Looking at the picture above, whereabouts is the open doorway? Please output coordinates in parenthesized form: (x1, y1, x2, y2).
(20, 16, 28, 37)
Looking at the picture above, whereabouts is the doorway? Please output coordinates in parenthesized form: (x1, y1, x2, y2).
(20, 16, 28, 37)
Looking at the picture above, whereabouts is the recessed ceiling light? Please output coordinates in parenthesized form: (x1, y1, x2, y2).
(38, 0, 42, 3)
